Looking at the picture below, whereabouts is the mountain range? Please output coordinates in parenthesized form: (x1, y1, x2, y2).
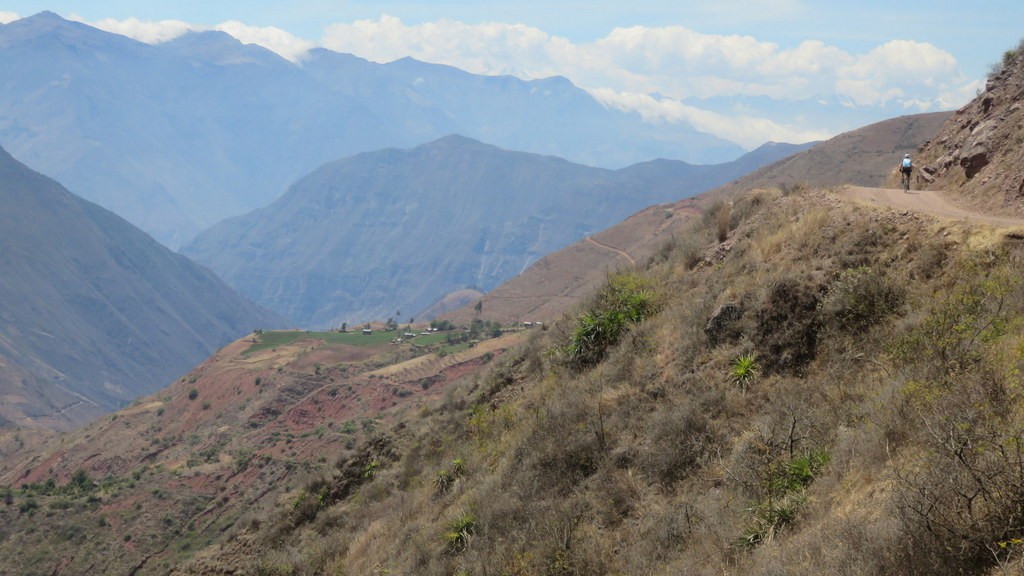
(438, 111, 954, 326)
(0, 62, 1018, 572)
(182, 135, 812, 328)
(0, 144, 286, 430)
(0, 12, 743, 249)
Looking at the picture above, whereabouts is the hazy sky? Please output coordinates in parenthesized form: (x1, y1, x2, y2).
(3, 1, 1022, 147)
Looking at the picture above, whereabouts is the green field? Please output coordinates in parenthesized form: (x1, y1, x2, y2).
(243, 329, 457, 355)
(244, 330, 395, 354)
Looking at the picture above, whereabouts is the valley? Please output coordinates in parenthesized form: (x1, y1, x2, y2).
(0, 323, 520, 574)
(2, 7, 1023, 575)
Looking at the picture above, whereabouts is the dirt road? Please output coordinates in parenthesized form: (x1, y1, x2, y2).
(840, 185, 1024, 228)
(586, 236, 637, 266)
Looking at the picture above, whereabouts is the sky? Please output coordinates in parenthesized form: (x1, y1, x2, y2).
(2, 1, 1022, 148)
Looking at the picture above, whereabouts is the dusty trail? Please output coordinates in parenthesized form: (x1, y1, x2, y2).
(840, 185, 1024, 228)
(585, 236, 637, 266)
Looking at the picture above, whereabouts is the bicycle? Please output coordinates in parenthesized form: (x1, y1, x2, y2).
(901, 169, 911, 193)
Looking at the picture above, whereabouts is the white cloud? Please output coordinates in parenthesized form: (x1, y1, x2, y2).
(591, 88, 832, 147)
(71, 17, 313, 63)
(0, 11, 20, 24)
(61, 14, 979, 148)
(834, 40, 965, 106)
(319, 16, 972, 105)
(72, 16, 196, 44)
(214, 21, 316, 62)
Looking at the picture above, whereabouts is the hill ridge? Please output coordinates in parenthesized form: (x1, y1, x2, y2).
(0, 144, 287, 429)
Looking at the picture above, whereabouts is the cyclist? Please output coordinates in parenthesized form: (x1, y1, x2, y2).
(899, 154, 912, 192)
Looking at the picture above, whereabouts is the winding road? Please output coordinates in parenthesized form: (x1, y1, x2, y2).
(586, 236, 637, 266)
(840, 185, 1024, 228)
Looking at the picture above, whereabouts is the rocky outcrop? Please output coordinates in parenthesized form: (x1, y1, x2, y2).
(915, 42, 1024, 213)
(705, 302, 745, 346)
(959, 119, 997, 178)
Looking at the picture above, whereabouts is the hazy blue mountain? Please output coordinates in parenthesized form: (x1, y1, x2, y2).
(0, 12, 744, 249)
(0, 144, 287, 430)
(183, 136, 811, 328)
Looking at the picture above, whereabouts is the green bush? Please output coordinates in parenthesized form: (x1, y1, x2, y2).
(563, 273, 660, 370)
(730, 353, 759, 390)
(741, 449, 830, 547)
(444, 512, 476, 554)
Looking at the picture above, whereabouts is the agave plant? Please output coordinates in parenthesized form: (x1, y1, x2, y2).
(731, 353, 759, 390)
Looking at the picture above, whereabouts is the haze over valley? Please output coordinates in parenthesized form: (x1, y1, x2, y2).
(3, 3, 1024, 575)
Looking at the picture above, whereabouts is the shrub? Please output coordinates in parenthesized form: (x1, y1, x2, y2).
(563, 272, 660, 370)
(740, 449, 830, 547)
(890, 261, 1017, 383)
(434, 459, 468, 495)
(819, 267, 905, 332)
(715, 201, 732, 242)
(890, 259, 1024, 573)
(444, 512, 476, 554)
(754, 278, 821, 374)
(188, 388, 199, 401)
(640, 398, 716, 485)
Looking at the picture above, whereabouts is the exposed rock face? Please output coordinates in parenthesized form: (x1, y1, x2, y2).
(959, 119, 997, 178)
(705, 302, 745, 346)
(915, 44, 1024, 213)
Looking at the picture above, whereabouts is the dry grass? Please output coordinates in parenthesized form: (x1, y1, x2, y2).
(168, 186, 1024, 576)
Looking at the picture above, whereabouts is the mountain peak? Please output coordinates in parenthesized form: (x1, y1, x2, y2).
(161, 29, 290, 66)
(424, 134, 489, 148)
(26, 10, 64, 22)
(0, 9, 143, 51)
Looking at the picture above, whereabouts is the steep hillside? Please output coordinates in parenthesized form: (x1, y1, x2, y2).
(4, 112, 1024, 573)
(912, 42, 1024, 215)
(441, 113, 943, 326)
(441, 198, 703, 325)
(0, 145, 286, 429)
(182, 136, 809, 329)
(161, 182, 1024, 576)
(713, 111, 951, 195)
(0, 12, 742, 248)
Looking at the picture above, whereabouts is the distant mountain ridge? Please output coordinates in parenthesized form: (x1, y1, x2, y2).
(183, 135, 812, 328)
(0, 145, 287, 430)
(0, 11, 744, 248)
(710, 111, 953, 195)
(440, 111, 950, 326)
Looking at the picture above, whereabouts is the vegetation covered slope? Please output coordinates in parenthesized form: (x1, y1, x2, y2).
(715, 111, 951, 196)
(0, 324, 521, 575)
(440, 112, 944, 328)
(168, 183, 1024, 576)
(0, 144, 286, 429)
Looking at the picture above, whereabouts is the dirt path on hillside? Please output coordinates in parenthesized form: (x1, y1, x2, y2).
(840, 186, 1024, 228)
(586, 236, 636, 266)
